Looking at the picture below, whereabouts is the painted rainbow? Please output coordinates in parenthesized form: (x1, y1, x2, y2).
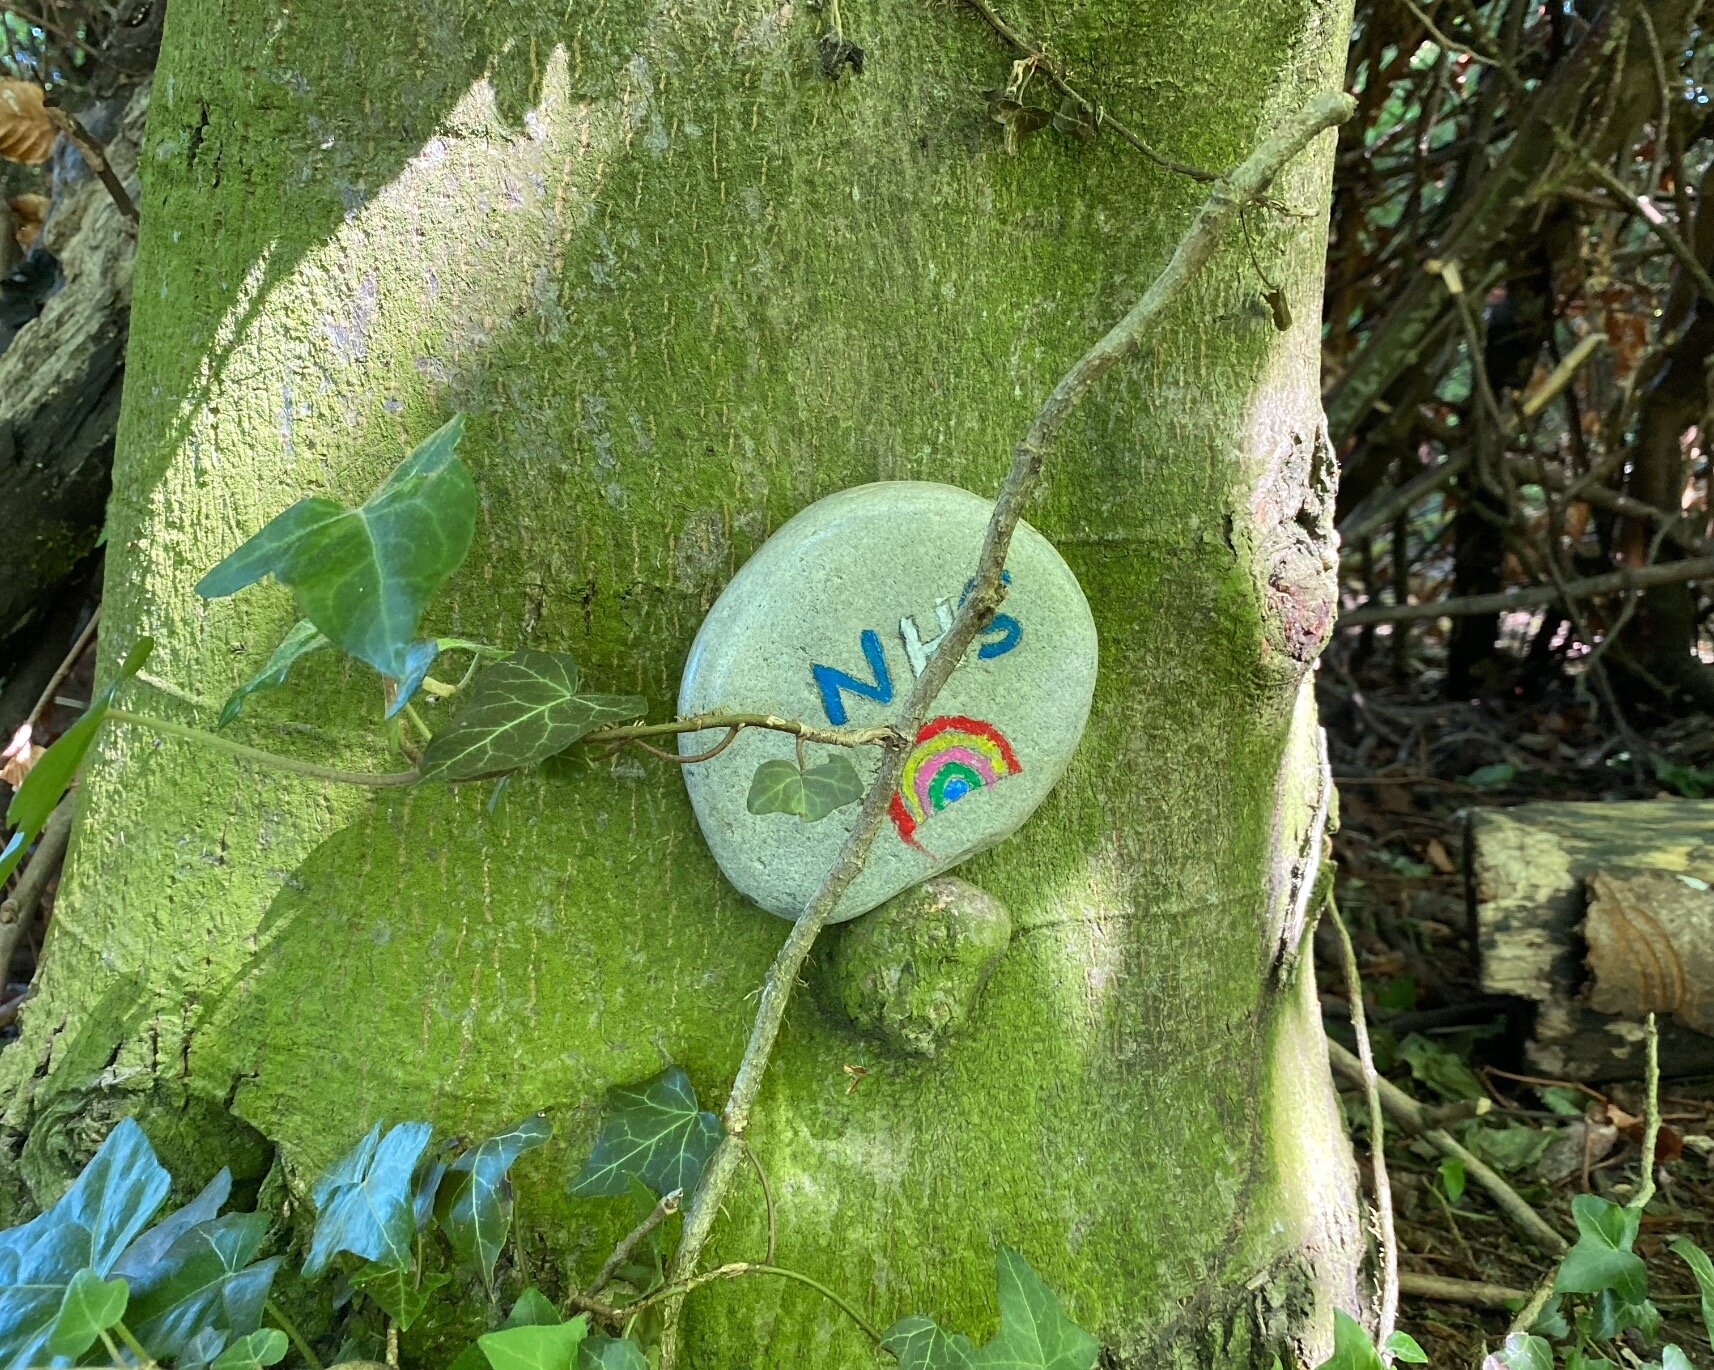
(888, 715, 1022, 851)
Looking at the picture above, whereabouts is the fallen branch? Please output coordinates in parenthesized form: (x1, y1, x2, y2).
(1398, 1272, 1529, 1310)
(1338, 556, 1714, 627)
(657, 90, 1357, 1368)
(1327, 1039, 1568, 1256)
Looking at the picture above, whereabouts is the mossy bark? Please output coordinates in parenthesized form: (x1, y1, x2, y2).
(0, 0, 1361, 1364)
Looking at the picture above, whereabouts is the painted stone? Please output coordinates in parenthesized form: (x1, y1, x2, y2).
(677, 482, 1098, 921)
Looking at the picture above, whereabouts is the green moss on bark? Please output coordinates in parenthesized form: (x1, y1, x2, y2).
(0, 0, 1359, 1362)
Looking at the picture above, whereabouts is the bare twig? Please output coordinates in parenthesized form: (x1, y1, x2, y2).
(1328, 895, 1398, 1348)
(1327, 1039, 1568, 1257)
(587, 712, 899, 752)
(1399, 1272, 1529, 1310)
(1631, 1012, 1660, 1211)
(571, 1262, 883, 1344)
(40, 97, 138, 225)
(741, 1139, 777, 1266)
(23, 606, 100, 736)
(588, 1188, 682, 1297)
(1339, 556, 1714, 626)
(657, 90, 1356, 1369)
(0, 796, 74, 982)
(955, 0, 1216, 182)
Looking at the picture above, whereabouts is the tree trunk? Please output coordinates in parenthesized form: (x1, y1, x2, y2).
(0, 1, 1360, 1365)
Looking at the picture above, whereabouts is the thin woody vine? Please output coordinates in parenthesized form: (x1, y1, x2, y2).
(10, 85, 1617, 1370)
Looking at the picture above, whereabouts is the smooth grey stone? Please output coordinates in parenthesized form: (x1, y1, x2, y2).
(677, 481, 1098, 922)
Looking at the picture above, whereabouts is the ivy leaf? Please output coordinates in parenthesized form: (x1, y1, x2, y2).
(886, 1250, 1096, 1370)
(580, 1334, 648, 1369)
(1670, 1238, 1714, 1346)
(746, 755, 864, 822)
(218, 621, 331, 727)
(1462, 1122, 1552, 1172)
(1437, 1157, 1465, 1204)
(1, 637, 154, 884)
(304, 1121, 433, 1277)
(1555, 1195, 1647, 1304)
(571, 1067, 720, 1198)
(349, 1264, 449, 1332)
(435, 1113, 553, 1288)
(45, 1268, 128, 1359)
(0, 1117, 171, 1369)
(506, 1289, 562, 1327)
(881, 1315, 976, 1369)
(1397, 1034, 1485, 1101)
(1382, 1331, 1429, 1365)
(1313, 1311, 1384, 1370)
(418, 651, 646, 782)
(195, 414, 476, 682)
(210, 1328, 289, 1369)
(1481, 1334, 1552, 1370)
(112, 1168, 232, 1283)
(124, 1212, 281, 1360)
(1662, 1347, 1696, 1370)
(984, 91, 1054, 154)
(478, 1316, 589, 1370)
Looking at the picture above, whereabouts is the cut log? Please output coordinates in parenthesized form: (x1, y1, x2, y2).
(0, 84, 145, 652)
(1471, 800, 1714, 1080)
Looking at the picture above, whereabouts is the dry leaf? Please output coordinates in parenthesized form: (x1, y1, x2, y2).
(0, 723, 42, 788)
(8, 193, 49, 251)
(1426, 838, 1456, 874)
(0, 80, 55, 166)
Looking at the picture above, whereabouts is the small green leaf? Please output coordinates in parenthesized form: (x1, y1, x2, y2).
(124, 1211, 281, 1359)
(1537, 1086, 1588, 1117)
(1555, 1194, 1647, 1304)
(1438, 1157, 1466, 1204)
(196, 415, 476, 681)
(349, 1265, 449, 1332)
(580, 1334, 648, 1370)
(1397, 1034, 1485, 1101)
(1461, 762, 1517, 789)
(747, 758, 810, 817)
(506, 1288, 562, 1328)
(46, 1268, 128, 1358)
(882, 1314, 976, 1369)
(1672, 1238, 1714, 1347)
(886, 1250, 1096, 1370)
(1313, 1310, 1383, 1370)
(1662, 1346, 1696, 1370)
(1463, 1122, 1552, 1173)
(571, 1067, 720, 1198)
(2, 638, 155, 878)
(479, 1316, 589, 1370)
(211, 1328, 288, 1369)
(1382, 1330, 1428, 1364)
(418, 651, 645, 782)
(800, 754, 864, 819)
(746, 754, 864, 822)
(304, 1121, 433, 1277)
(435, 1113, 553, 1288)
(1482, 1333, 1552, 1370)
(218, 621, 330, 726)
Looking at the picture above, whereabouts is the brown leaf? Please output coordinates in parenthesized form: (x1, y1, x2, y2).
(8, 193, 49, 252)
(0, 724, 42, 788)
(0, 80, 55, 167)
(1426, 838, 1456, 874)
(1594, 1101, 1684, 1165)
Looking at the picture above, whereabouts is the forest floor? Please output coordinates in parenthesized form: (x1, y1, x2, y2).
(1318, 636, 1714, 1365)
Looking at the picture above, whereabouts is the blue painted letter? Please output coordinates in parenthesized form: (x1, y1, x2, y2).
(812, 628, 894, 725)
